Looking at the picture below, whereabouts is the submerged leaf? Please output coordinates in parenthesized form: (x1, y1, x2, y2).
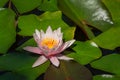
(0, 72, 26, 80)
(44, 60, 92, 80)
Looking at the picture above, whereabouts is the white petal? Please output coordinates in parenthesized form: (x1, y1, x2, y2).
(33, 33, 40, 44)
(56, 27, 61, 36)
(45, 26, 54, 39)
(23, 46, 42, 54)
(35, 29, 40, 39)
(40, 30, 45, 38)
(49, 57, 60, 67)
(46, 26, 52, 34)
(61, 39, 75, 51)
(65, 39, 75, 47)
(57, 55, 73, 60)
(32, 56, 48, 67)
(55, 27, 63, 39)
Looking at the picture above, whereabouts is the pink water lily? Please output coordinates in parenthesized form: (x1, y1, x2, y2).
(23, 26, 75, 67)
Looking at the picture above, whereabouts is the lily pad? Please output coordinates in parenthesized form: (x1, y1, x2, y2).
(0, 52, 50, 80)
(38, 0, 58, 11)
(92, 0, 120, 50)
(91, 54, 120, 75)
(0, 8, 16, 53)
(93, 25, 120, 50)
(11, 0, 42, 13)
(69, 41, 102, 65)
(44, 60, 92, 80)
(58, 0, 113, 31)
(18, 11, 76, 41)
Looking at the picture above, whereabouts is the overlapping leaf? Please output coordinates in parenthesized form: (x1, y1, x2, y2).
(69, 41, 102, 65)
(0, 52, 50, 80)
(11, 0, 42, 13)
(38, 0, 58, 11)
(93, 25, 120, 50)
(91, 54, 120, 75)
(58, 0, 113, 31)
(18, 11, 76, 41)
(0, 8, 16, 53)
(93, 0, 120, 50)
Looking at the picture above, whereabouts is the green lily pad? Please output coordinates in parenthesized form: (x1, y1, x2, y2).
(58, 0, 113, 31)
(0, 8, 16, 53)
(93, 25, 120, 50)
(44, 60, 92, 80)
(91, 54, 120, 75)
(69, 41, 102, 65)
(0, 52, 50, 80)
(0, 0, 8, 7)
(18, 14, 40, 35)
(38, 0, 58, 11)
(93, 75, 120, 80)
(11, 0, 42, 13)
(92, 0, 120, 50)
(18, 11, 76, 41)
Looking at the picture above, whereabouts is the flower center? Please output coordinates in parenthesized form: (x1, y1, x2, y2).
(41, 38, 58, 49)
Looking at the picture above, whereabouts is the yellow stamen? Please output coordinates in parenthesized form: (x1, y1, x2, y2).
(41, 38, 58, 49)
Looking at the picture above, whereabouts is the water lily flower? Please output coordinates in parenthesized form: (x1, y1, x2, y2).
(23, 26, 75, 67)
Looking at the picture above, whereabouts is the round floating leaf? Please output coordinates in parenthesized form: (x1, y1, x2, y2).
(44, 61, 92, 80)
(69, 41, 102, 65)
(0, 52, 50, 80)
(18, 14, 41, 35)
(0, 8, 16, 53)
(93, 75, 120, 80)
(91, 54, 120, 75)
(0, 0, 8, 7)
(38, 0, 58, 11)
(11, 0, 42, 13)
(18, 11, 76, 41)
(93, 25, 120, 50)
(58, 0, 113, 31)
